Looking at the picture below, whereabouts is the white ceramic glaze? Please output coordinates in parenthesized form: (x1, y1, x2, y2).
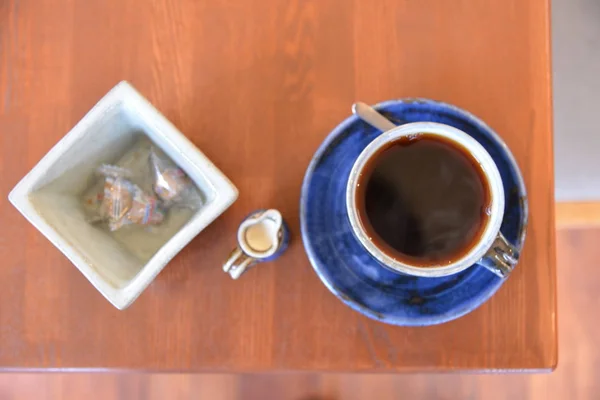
(237, 209, 283, 258)
(8, 81, 238, 309)
(223, 209, 288, 279)
(346, 122, 505, 278)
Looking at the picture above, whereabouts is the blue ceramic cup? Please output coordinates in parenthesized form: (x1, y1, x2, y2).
(346, 122, 517, 278)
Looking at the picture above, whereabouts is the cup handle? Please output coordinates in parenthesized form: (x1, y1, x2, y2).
(479, 233, 519, 278)
(223, 247, 256, 279)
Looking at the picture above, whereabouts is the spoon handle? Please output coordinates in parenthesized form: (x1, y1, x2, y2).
(352, 102, 397, 132)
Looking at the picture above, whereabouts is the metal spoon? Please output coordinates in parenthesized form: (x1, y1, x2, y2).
(352, 102, 397, 132)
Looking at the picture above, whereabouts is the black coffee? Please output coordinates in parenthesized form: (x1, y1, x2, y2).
(355, 134, 491, 266)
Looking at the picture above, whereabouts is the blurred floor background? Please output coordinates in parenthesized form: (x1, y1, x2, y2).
(553, 0, 600, 201)
(2, 0, 600, 397)
(1, 227, 599, 399)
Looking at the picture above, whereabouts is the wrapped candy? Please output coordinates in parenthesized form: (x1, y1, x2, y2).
(84, 143, 202, 232)
(150, 148, 202, 208)
(89, 165, 165, 231)
(97, 164, 132, 179)
(153, 164, 188, 204)
(100, 177, 133, 223)
(126, 189, 165, 227)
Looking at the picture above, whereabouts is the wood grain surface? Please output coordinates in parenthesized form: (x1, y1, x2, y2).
(0, 0, 556, 371)
(0, 228, 595, 399)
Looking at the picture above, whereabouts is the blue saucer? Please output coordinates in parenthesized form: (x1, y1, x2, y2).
(300, 99, 528, 326)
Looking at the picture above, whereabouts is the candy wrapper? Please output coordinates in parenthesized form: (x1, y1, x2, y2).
(150, 148, 203, 209)
(126, 189, 165, 227)
(84, 143, 202, 232)
(88, 164, 165, 231)
(100, 177, 134, 223)
(97, 164, 133, 179)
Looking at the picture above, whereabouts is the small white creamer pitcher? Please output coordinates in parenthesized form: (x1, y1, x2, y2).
(223, 209, 289, 279)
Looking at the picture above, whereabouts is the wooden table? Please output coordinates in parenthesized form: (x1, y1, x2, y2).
(0, 0, 556, 371)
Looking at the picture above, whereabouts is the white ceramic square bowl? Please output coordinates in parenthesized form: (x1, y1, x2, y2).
(9, 81, 238, 309)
